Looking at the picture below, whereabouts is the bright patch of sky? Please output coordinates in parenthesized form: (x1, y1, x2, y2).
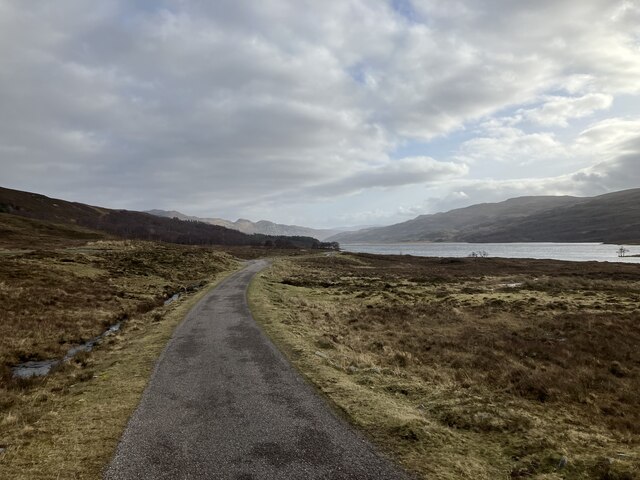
(1, 0, 640, 228)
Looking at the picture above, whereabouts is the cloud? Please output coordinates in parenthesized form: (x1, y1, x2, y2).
(457, 127, 567, 165)
(334, 157, 468, 191)
(574, 117, 640, 154)
(570, 118, 640, 191)
(268, 156, 468, 202)
(435, 117, 640, 208)
(523, 93, 613, 127)
(0, 0, 639, 225)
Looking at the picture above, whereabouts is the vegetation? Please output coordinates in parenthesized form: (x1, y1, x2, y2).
(330, 188, 640, 244)
(0, 186, 327, 249)
(619, 246, 630, 257)
(249, 253, 640, 479)
(2, 184, 638, 479)
(463, 188, 640, 244)
(148, 209, 344, 241)
(0, 214, 242, 478)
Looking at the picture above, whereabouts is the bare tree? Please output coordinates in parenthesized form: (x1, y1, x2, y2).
(617, 246, 629, 257)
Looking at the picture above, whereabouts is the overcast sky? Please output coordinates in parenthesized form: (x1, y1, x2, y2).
(1, 1, 639, 228)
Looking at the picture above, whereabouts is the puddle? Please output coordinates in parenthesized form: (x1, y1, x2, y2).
(11, 360, 60, 378)
(12, 322, 122, 379)
(164, 293, 180, 306)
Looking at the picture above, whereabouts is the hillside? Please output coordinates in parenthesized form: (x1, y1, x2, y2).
(0, 213, 109, 249)
(329, 188, 640, 244)
(147, 209, 344, 240)
(461, 188, 640, 243)
(0, 187, 322, 248)
(329, 195, 584, 243)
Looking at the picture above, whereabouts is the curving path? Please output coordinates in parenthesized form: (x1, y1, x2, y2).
(105, 259, 410, 480)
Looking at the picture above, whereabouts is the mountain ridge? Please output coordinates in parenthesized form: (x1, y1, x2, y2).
(0, 186, 324, 248)
(147, 209, 351, 241)
(329, 189, 640, 244)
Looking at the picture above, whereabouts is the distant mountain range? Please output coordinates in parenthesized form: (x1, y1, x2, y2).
(0, 187, 323, 248)
(328, 188, 640, 244)
(4, 185, 639, 248)
(147, 210, 357, 241)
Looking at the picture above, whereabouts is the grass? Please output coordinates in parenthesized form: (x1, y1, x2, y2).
(248, 252, 640, 480)
(0, 268, 240, 479)
(0, 240, 237, 369)
(0, 231, 242, 478)
(0, 213, 107, 249)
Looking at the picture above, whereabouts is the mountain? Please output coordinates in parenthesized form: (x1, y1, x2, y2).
(459, 188, 640, 243)
(147, 209, 346, 241)
(0, 186, 323, 248)
(328, 189, 640, 244)
(329, 195, 584, 243)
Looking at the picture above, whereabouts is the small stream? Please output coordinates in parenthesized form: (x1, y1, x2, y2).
(12, 322, 122, 379)
(12, 290, 184, 379)
(163, 293, 180, 306)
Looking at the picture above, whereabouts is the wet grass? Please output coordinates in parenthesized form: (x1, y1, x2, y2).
(249, 252, 640, 480)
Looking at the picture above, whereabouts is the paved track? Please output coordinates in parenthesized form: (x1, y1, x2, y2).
(105, 260, 410, 480)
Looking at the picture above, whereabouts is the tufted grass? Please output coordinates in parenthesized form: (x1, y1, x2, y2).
(249, 252, 640, 480)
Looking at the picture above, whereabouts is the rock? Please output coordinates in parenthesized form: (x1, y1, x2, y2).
(557, 456, 568, 469)
(314, 350, 329, 359)
(347, 366, 359, 374)
(609, 361, 629, 378)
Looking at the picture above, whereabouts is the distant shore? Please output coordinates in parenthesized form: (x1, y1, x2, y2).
(340, 241, 640, 263)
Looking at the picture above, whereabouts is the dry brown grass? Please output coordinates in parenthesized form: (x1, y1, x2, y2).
(0, 212, 107, 249)
(0, 238, 241, 479)
(0, 240, 237, 369)
(249, 253, 640, 480)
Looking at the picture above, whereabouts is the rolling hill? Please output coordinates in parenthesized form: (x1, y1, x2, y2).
(0, 187, 323, 248)
(329, 188, 640, 244)
(460, 188, 640, 243)
(147, 210, 344, 241)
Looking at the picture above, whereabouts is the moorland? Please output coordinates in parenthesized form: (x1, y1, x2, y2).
(250, 253, 640, 479)
(1, 185, 639, 480)
(0, 213, 242, 478)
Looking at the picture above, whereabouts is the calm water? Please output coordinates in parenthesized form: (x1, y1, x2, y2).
(341, 242, 640, 263)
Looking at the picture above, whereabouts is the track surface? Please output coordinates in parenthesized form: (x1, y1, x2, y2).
(105, 260, 410, 479)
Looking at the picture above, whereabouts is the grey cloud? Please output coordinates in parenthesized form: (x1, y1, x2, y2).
(315, 157, 469, 195)
(252, 157, 468, 206)
(434, 123, 640, 210)
(1, 0, 639, 224)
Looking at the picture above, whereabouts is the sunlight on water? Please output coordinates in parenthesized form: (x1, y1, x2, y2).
(341, 242, 640, 263)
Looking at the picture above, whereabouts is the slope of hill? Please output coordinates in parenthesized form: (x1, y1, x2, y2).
(329, 195, 584, 243)
(147, 209, 343, 240)
(0, 187, 322, 248)
(0, 212, 109, 249)
(461, 188, 640, 243)
(329, 188, 640, 244)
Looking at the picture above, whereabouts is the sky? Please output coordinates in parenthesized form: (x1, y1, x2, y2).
(1, 0, 640, 228)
